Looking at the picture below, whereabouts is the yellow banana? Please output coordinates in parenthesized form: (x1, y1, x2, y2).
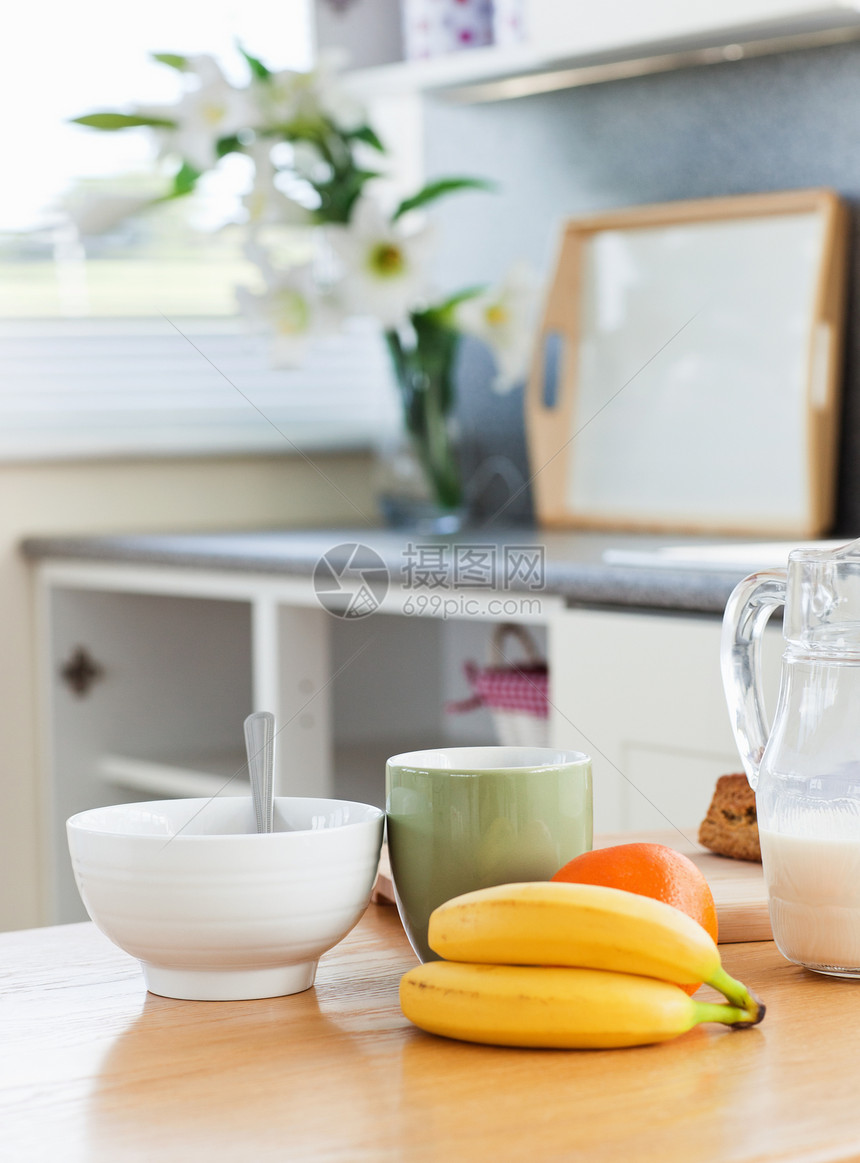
(427, 881, 762, 1018)
(400, 961, 759, 1049)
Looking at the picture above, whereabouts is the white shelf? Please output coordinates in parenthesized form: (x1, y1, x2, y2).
(342, 4, 860, 103)
(97, 739, 444, 807)
(98, 750, 250, 800)
(344, 42, 543, 97)
(334, 735, 449, 808)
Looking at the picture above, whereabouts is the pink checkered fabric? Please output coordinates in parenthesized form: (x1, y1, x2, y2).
(447, 660, 549, 719)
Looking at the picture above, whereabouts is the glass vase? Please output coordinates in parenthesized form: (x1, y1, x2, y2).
(379, 319, 467, 534)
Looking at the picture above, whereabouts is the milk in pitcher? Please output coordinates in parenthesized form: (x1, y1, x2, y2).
(760, 829, 860, 974)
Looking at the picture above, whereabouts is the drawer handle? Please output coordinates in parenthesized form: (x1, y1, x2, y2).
(60, 646, 104, 697)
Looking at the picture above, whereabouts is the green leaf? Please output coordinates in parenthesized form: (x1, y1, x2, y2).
(434, 285, 486, 314)
(72, 112, 177, 131)
(348, 125, 386, 152)
(313, 168, 382, 224)
(171, 162, 202, 197)
(393, 177, 495, 220)
(216, 134, 245, 158)
(237, 41, 271, 81)
(151, 162, 202, 202)
(419, 285, 486, 330)
(152, 52, 189, 71)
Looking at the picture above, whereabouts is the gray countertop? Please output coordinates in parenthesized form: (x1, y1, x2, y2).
(20, 526, 827, 615)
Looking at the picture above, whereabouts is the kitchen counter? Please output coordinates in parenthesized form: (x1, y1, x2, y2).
(22, 526, 818, 902)
(21, 527, 834, 614)
(6, 904, 860, 1163)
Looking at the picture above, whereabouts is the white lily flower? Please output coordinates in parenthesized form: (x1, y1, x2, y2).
(243, 143, 313, 228)
(237, 270, 315, 366)
(327, 197, 432, 330)
(151, 55, 253, 172)
(456, 262, 540, 392)
(252, 52, 365, 136)
(252, 68, 305, 131)
(236, 256, 345, 367)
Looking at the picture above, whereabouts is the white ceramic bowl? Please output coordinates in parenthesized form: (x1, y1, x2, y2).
(66, 796, 384, 1001)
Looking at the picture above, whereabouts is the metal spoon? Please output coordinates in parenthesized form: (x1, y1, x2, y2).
(243, 711, 275, 834)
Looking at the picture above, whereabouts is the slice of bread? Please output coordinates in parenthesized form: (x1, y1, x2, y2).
(699, 773, 761, 862)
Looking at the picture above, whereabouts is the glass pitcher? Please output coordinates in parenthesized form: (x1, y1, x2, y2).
(722, 538, 860, 977)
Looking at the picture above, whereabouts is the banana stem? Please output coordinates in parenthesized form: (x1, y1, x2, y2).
(706, 967, 766, 1025)
(694, 1001, 761, 1029)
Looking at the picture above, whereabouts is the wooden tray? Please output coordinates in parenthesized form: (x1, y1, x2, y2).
(525, 189, 849, 536)
(373, 831, 770, 944)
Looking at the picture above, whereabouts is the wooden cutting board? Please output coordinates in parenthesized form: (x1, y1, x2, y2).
(594, 831, 769, 943)
(373, 830, 770, 944)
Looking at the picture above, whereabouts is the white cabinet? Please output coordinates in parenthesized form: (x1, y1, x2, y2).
(318, 0, 860, 98)
(34, 555, 770, 924)
(35, 560, 549, 922)
(39, 568, 335, 922)
(527, 0, 860, 62)
(548, 607, 783, 836)
(318, 0, 860, 186)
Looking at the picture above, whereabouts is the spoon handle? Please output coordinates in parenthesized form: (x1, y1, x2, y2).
(244, 711, 275, 833)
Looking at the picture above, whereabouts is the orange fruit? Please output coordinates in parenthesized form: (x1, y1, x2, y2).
(551, 842, 718, 995)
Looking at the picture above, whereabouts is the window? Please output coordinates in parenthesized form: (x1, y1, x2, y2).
(0, 0, 399, 458)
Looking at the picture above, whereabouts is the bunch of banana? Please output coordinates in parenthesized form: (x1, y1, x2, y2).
(399, 882, 765, 1049)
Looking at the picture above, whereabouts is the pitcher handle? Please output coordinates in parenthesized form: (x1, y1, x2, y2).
(720, 569, 786, 789)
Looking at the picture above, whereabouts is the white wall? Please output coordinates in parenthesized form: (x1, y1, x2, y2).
(3, 451, 374, 930)
(422, 40, 860, 534)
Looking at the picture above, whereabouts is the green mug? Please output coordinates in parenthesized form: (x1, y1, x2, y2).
(386, 746, 592, 962)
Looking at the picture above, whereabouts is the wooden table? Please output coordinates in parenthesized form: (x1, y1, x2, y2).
(5, 905, 860, 1163)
